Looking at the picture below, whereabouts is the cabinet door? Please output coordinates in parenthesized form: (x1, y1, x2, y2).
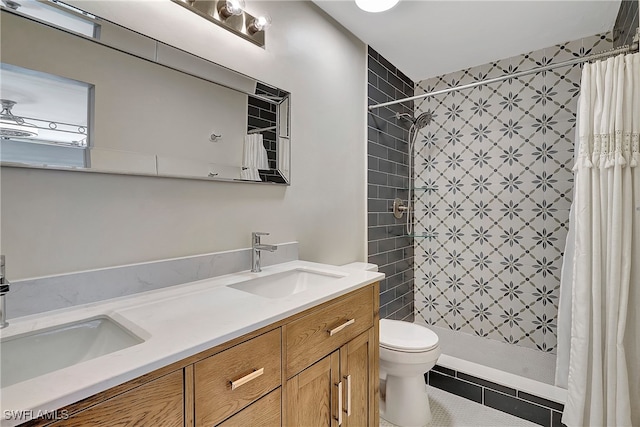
(50, 370, 184, 427)
(285, 351, 340, 427)
(341, 328, 377, 427)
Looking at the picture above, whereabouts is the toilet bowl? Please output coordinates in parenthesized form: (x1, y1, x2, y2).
(379, 319, 440, 427)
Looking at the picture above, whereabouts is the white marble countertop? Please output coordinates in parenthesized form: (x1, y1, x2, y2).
(0, 260, 383, 426)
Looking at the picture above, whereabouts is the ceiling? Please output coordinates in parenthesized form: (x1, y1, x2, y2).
(313, 0, 622, 82)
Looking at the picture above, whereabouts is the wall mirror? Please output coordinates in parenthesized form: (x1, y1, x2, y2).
(0, 0, 291, 184)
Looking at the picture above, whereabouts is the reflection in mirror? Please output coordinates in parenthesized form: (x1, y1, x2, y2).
(0, 0, 291, 184)
(0, 63, 92, 168)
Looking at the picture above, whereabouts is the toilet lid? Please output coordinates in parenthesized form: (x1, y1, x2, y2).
(379, 319, 439, 352)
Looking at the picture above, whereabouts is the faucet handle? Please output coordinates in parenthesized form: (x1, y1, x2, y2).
(252, 232, 270, 237)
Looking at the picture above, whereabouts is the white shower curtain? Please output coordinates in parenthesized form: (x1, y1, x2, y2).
(561, 52, 639, 427)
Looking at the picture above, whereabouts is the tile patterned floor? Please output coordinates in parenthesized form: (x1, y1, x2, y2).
(380, 386, 538, 427)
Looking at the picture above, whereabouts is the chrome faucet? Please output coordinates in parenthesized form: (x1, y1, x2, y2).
(1, 255, 10, 329)
(251, 232, 277, 273)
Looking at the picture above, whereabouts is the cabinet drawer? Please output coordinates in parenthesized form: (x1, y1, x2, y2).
(285, 286, 374, 377)
(195, 328, 281, 426)
(50, 370, 184, 427)
(217, 387, 281, 427)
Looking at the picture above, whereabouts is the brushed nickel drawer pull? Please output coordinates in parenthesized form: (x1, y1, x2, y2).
(338, 381, 343, 425)
(328, 319, 355, 336)
(230, 367, 264, 390)
(345, 374, 352, 416)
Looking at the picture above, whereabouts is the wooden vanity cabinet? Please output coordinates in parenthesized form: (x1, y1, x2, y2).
(48, 370, 184, 427)
(23, 282, 379, 427)
(282, 284, 379, 427)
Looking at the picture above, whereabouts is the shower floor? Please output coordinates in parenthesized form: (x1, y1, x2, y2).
(425, 324, 557, 385)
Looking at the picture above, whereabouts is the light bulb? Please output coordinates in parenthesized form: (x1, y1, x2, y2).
(248, 14, 271, 34)
(219, 0, 245, 18)
(355, 0, 399, 13)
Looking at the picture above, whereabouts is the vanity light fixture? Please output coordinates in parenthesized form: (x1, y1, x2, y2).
(172, 0, 269, 48)
(0, 99, 39, 138)
(355, 0, 400, 13)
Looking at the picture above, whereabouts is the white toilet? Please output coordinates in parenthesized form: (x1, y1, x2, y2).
(379, 319, 441, 427)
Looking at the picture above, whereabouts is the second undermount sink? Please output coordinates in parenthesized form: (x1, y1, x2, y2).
(1, 316, 144, 388)
(229, 268, 346, 299)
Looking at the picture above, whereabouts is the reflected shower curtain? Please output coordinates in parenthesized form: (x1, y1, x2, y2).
(560, 52, 639, 427)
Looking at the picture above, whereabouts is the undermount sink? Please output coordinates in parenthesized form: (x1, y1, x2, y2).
(0, 316, 144, 388)
(229, 268, 346, 299)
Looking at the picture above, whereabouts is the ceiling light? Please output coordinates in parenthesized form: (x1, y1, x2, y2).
(0, 99, 39, 138)
(355, 0, 399, 13)
(218, 0, 245, 19)
(248, 15, 271, 34)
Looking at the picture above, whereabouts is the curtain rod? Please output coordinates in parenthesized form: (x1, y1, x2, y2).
(368, 36, 640, 112)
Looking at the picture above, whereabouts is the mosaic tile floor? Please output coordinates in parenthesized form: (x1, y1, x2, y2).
(380, 386, 538, 427)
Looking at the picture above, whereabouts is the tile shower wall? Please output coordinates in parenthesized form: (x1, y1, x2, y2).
(367, 47, 415, 321)
(413, 33, 613, 353)
(247, 83, 288, 183)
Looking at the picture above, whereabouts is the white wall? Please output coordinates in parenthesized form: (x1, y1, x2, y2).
(0, 1, 367, 279)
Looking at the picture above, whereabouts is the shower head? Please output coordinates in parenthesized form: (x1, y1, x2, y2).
(394, 111, 432, 130)
(414, 111, 432, 129)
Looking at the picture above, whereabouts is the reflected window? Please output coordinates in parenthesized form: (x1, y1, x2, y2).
(0, 63, 93, 168)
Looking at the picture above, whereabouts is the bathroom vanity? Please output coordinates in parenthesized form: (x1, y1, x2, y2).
(0, 261, 381, 427)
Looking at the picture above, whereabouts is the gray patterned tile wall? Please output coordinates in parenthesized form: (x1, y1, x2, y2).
(413, 33, 613, 353)
(613, 0, 639, 47)
(367, 47, 415, 321)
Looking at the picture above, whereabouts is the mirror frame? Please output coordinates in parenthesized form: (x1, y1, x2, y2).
(0, 1, 291, 185)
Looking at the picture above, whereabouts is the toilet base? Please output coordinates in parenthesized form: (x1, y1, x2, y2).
(381, 374, 431, 427)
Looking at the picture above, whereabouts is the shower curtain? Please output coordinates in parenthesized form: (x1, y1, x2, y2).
(559, 52, 639, 427)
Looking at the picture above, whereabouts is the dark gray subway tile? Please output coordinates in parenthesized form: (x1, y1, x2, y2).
(368, 85, 388, 104)
(378, 238, 397, 253)
(385, 296, 404, 314)
(377, 54, 397, 74)
(429, 371, 482, 403)
(517, 391, 565, 412)
(394, 280, 412, 297)
(457, 372, 516, 396)
(368, 141, 388, 158)
(368, 184, 378, 199)
(431, 365, 456, 377)
(367, 240, 378, 255)
(368, 212, 378, 227)
(378, 79, 396, 98)
(368, 69, 378, 87)
(379, 289, 395, 307)
(551, 410, 566, 427)
(367, 126, 379, 143)
(378, 186, 397, 200)
(368, 170, 388, 185)
(378, 132, 397, 148)
(367, 199, 387, 214)
(378, 159, 396, 174)
(484, 390, 551, 427)
(388, 174, 408, 188)
(368, 225, 388, 240)
(388, 249, 405, 263)
(368, 156, 379, 171)
(368, 58, 388, 80)
(378, 263, 395, 278)
(385, 272, 404, 289)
